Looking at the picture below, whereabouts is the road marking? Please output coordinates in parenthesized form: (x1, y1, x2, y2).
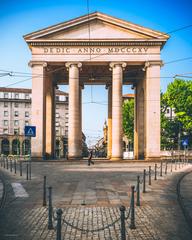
(11, 183, 29, 197)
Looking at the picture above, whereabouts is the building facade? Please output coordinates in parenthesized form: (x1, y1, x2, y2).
(0, 87, 69, 157)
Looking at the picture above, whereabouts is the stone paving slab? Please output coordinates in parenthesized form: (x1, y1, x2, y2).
(0, 161, 191, 239)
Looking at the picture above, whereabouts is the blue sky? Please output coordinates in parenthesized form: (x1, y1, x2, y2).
(0, 0, 192, 145)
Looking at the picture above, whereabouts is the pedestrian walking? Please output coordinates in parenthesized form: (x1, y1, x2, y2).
(88, 150, 94, 166)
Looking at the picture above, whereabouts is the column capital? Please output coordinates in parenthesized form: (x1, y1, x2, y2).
(144, 60, 163, 70)
(28, 61, 47, 68)
(65, 62, 82, 69)
(109, 62, 127, 70)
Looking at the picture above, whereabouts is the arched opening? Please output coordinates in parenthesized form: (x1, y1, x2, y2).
(1, 139, 10, 155)
(22, 139, 31, 155)
(12, 139, 20, 155)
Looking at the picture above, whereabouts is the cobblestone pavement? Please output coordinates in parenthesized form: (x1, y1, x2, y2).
(0, 160, 192, 239)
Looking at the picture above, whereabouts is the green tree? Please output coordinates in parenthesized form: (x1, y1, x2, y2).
(161, 78, 192, 149)
(123, 99, 134, 143)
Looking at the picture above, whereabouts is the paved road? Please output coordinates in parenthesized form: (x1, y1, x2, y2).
(0, 160, 192, 240)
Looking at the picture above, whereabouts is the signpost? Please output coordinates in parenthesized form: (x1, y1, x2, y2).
(24, 126, 36, 180)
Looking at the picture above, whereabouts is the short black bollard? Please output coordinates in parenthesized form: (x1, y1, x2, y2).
(6, 158, 8, 170)
(56, 208, 63, 240)
(48, 186, 54, 230)
(26, 163, 29, 180)
(14, 159, 17, 174)
(3, 158, 5, 168)
(143, 169, 146, 193)
(10, 160, 13, 172)
(129, 186, 136, 229)
(165, 162, 167, 175)
(149, 166, 151, 185)
(120, 206, 126, 240)
(154, 164, 157, 180)
(170, 160, 173, 173)
(160, 161, 163, 177)
(43, 176, 47, 206)
(175, 160, 177, 170)
(136, 176, 140, 206)
(20, 161, 22, 176)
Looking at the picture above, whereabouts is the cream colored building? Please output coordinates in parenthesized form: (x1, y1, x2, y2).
(0, 87, 68, 156)
(24, 12, 169, 160)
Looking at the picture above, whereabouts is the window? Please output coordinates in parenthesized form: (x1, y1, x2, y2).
(15, 93, 19, 99)
(25, 121, 29, 126)
(25, 103, 30, 108)
(56, 122, 60, 127)
(4, 120, 8, 126)
(4, 111, 8, 117)
(15, 102, 19, 108)
(14, 129, 19, 135)
(3, 129, 8, 134)
(4, 93, 8, 98)
(55, 96, 59, 101)
(14, 111, 19, 117)
(25, 111, 29, 117)
(167, 108, 170, 114)
(56, 113, 60, 118)
(25, 94, 30, 99)
(4, 102, 8, 107)
(56, 130, 59, 136)
(14, 120, 19, 126)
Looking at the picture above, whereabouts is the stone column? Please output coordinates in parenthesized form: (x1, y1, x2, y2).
(107, 85, 112, 159)
(134, 86, 138, 160)
(66, 62, 82, 159)
(29, 61, 47, 159)
(45, 72, 55, 159)
(144, 61, 162, 160)
(79, 84, 83, 155)
(110, 62, 126, 160)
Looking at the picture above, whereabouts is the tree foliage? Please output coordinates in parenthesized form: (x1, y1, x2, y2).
(123, 99, 134, 143)
(161, 78, 192, 149)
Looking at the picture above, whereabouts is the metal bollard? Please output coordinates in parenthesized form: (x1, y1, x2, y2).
(149, 166, 151, 185)
(160, 161, 163, 177)
(129, 186, 136, 229)
(170, 160, 173, 173)
(6, 158, 8, 170)
(120, 206, 126, 240)
(14, 159, 17, 174)
(3, 158, 5, 168)
(10, 160, 13, 172)
(20, 161, 22, 176)
(165, 162, 167, 175)
(29, 161, 32, 180)
(136, 176, 140, 206)
(26, 163, 29, 180)
(56, 208, 63, 240)
(154, 164, 157, 180)
(43, 176, 47, 206)
(143, 169, 146, 193)
(48, 186, 54, 229)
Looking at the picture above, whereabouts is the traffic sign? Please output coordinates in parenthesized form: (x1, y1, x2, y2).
(24, 126, 36, 137)
(182, 139, 188, 147)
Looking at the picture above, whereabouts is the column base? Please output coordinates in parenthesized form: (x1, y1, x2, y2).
(144, 156, 161, 161)
(110, 156, 122, 161)
(68, 156, 82, 160)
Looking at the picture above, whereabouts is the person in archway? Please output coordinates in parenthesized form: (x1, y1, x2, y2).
(88, 149, 94, 166)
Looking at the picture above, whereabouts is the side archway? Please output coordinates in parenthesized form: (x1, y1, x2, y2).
(1, 139, 10, 155)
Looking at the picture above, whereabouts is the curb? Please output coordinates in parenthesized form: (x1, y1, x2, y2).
(176, 168, 192, 234)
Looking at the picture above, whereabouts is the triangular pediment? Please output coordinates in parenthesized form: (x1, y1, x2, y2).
(24, 12, 169, 42)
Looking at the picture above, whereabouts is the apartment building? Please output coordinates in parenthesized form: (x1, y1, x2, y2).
(0, 87, 69, 156)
